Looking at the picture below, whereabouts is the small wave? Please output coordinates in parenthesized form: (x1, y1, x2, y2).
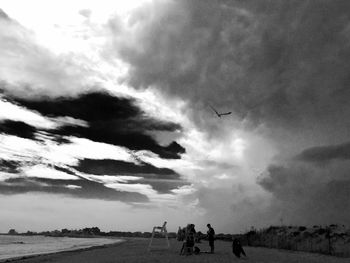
(0, 236, 123, 261)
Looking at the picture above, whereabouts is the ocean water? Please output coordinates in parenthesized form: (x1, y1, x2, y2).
(0, 235, 122, 261)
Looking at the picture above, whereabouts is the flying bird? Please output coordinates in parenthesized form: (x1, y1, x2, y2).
(209, 105, 232, 118)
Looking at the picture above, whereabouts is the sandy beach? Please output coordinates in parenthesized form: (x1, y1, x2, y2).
(3, 238, 349, 263)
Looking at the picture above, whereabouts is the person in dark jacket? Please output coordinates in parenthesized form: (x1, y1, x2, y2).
(180, 224, 196, 255)
(232, 238, 247, 258)
(206, 224, 215, 253)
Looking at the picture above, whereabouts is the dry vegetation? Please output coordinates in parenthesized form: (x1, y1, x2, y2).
(244, 224, 350, 257)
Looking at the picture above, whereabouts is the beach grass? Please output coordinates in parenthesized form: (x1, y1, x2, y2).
(3, 238, 350, 263)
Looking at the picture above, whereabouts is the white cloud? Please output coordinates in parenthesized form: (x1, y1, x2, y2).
(106, 182, 177, 205)
(0, 98, 57, 129)
(0, 135, 44, 162)
(0, 8, 97, 99)
(1, 0, 153, 57)
(0, 171, 22, 181)
(65, 184, 82, 189)
(81, 174, 142, 184)
(48, 116, 89, 128)
(0, 134, 138, 168)
(214, 174, 230, 180)
(48, 137, 137, 165)
(22, 165, 79, 180)
(0, 97, 88, 129)
(171, 184, 196, 195)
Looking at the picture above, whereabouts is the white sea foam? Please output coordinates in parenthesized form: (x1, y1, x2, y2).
(0, 235, 122, 261)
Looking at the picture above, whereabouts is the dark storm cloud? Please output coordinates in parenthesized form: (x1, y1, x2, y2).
(258, 157, 350, 225)
(137, 179, 187, 194)
(194, 186, 271, 231)
(0, 8, 10, 20)
(105, 0, 350, 227)
(57, 125, 184, 159)
(76, 159, 178, 178)
(295, 141, 350, 163)
(0, 120, 37, 140)
(0, 159, 22, 173)
(9, 91, 185, 159)
(0, 90, 187, 199)
(14, 92, 140, 122)
(53, 165, 77, 175)
(109, 0, 350, 131)
(248, 1, 350, 226)
(75, 158, 188, 193)
(259, 140, 350, 224)
(0, 177, 148, 202)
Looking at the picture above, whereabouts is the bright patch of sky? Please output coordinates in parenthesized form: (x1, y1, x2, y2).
(1, 0, 152, 54)
(65, 184, 82, 189)
(22, 165, 79, 180)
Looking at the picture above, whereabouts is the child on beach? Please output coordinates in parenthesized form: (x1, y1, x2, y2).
(232, 238, 247, 258)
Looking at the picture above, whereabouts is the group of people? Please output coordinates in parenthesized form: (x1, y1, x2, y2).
(177, 223, 246, 258)
(177, 223, 215, 255)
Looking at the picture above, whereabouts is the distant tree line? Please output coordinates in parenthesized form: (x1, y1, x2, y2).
(7, 227, 238, 241)
(7, 227, 178, 239)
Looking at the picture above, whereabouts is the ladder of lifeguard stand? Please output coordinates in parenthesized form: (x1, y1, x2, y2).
(148, 221, 170, 251)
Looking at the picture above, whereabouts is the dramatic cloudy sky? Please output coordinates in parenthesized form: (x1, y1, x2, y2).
(1, 0, 350, 233)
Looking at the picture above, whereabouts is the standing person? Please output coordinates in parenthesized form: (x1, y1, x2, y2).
(177, 226, 185, 241)
(206, 223, 215, 253)
(186, 224, 196, 254)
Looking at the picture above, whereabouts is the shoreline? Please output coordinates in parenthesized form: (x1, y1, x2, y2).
(0, 237, 126, 263)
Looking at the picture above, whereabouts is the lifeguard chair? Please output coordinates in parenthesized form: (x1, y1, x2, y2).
(148, 221, 170, 251)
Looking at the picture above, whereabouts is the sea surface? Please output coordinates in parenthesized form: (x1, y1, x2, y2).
(0, 235, 122, 261)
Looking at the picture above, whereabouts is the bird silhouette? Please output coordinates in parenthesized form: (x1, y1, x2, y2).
(209, 105, 232, 118)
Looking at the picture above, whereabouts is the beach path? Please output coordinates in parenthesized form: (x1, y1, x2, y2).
(7, 238, 349, 263)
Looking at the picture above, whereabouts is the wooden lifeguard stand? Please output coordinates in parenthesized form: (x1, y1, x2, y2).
(148, 221, 170, 251)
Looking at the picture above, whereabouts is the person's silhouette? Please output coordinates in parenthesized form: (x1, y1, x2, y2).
(206, 224, 215, 253)
(232, 238, 247, 258)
